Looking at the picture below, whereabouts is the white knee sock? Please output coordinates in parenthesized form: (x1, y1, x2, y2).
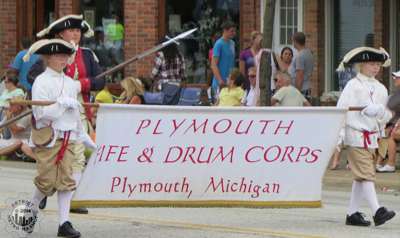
(57, 190, 73, 225)
(347, 180, 363, 215)
(31, 188, 46, 211)
(361, 181, 380, 215)
(73, 172, 82, 187)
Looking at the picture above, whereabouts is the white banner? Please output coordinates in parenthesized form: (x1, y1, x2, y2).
(73, 105, 347, 208)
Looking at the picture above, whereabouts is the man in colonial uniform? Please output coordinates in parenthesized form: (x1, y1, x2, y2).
(23, 38, 96, 237)
(31, 15, 105, 213)
(337, 47, 396, 227)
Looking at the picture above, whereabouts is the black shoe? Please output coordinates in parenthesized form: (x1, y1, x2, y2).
(70, 207, 89, 214)
(57, 221, 81, 238)
(373, 207, 396, 226)
(346, 212, 371, 226)
(39, 197, 47, 210)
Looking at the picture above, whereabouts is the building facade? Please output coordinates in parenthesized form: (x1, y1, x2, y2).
(1, 0, 399, 98)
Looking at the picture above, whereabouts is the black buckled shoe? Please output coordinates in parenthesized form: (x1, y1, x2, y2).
(373, 207, 396, 226)
(346, 212, 371, 226)
(70, 207, 89, 214)
(57, 221, 81, 238)
(39, 197, 47, 210)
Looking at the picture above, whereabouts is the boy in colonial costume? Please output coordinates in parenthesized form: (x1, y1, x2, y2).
(337, 47, 396, 227)
(31, 14, 104, 214)
(24, 39, 96, 237)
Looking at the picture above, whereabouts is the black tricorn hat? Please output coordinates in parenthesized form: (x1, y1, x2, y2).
(37, 15, 94, 38)
(337, 47, 390, 71)
(23, 39, 75, 62)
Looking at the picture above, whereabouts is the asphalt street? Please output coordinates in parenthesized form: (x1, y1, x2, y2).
(0, 160, 399, 238)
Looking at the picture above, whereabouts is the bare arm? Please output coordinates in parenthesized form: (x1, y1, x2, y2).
(211, 57, 225, 87)
(239, 60, 246, 76)
(271, 98, 278, 106)
(303, 100, 311, 106)
(295, 69, 304, 91)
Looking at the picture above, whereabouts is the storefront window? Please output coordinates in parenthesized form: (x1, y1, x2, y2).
(332, 0, 374, 90)
(80, 0, 124, 81)
(166, 0, 240, 83)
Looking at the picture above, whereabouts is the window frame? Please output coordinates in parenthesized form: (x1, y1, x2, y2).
(260, 0, 303, 51)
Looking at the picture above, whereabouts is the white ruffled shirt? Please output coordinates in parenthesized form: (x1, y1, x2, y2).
(31, 67, 82, 147)
(337, 73, 392, 149)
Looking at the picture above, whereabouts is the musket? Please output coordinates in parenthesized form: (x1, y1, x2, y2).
(94, 28, 198, 80)
(0, 109, 33, 129)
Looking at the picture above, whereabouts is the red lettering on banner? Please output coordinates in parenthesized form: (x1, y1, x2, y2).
(307, 149, 322, 163)
(111, 177, 121, 192)
(296, 147, 311, 162)
(205, 177, 280, 198)
(244, 145, 322, 164)
(274, 120, 294, 135)
(153, 120, 163, 135)
(259, 120, 275, 134)
(164, 146, 183, 163)
(95, 144, 105, 164)
(170, 119, 186, 137)
(164, 146, 234, 164)
(136, 119, 151, 134)
(182, 146, 197, 163)
(184, 119, 208, 134)
(116, 146, 130, 162)
(264, 145, 281, 162)
(110, 176, 192, 198)
(213, 119, 232, 134)
(105, 145, 119, 161)
(281, 146, 295, 162)
(235, 120, 254, 135)
(245, 146, 263, 163)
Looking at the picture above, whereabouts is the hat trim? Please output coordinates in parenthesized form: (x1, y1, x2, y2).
(37, 14, 83, 38)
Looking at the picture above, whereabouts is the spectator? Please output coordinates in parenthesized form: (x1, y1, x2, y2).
(242, 67, 259, 106)
(91, 27, 113, 70)
(217, 68, 245, 106)
(0, 72, 25, 108)
(376, 70, 400, 173)
(292, 32, 314, 100)
(10, 38, 40, 92)
(116, 77, 145, 104)
(151, 42, 185, 105)
(95, 83, 115, 104)
(271, 47, 295, 92)
(151, 42, 185, 87)
(271, 71, 310, 107)
(0, 96, 35, 160)
(211, 21, 236, 101)
(105, 14, 124, 64)
(239, 31, 262, 91)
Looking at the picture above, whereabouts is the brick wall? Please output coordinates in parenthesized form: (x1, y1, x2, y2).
(240, 0, 261, 50)
(0, 0, 17, 73)
(124, 0, 159, 78)
(303, 0, 324, 98)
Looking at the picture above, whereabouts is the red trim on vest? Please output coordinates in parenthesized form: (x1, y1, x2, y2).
(65, 47, 93, 121)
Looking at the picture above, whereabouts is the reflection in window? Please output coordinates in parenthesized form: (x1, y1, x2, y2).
(279, 0, 298, 45)
(166, 0, 240, 83)
(80, 0, 124, 81)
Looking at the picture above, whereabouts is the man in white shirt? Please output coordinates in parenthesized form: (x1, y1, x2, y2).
(337, 47, 396, 227)
(242, 67, 259, 106)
